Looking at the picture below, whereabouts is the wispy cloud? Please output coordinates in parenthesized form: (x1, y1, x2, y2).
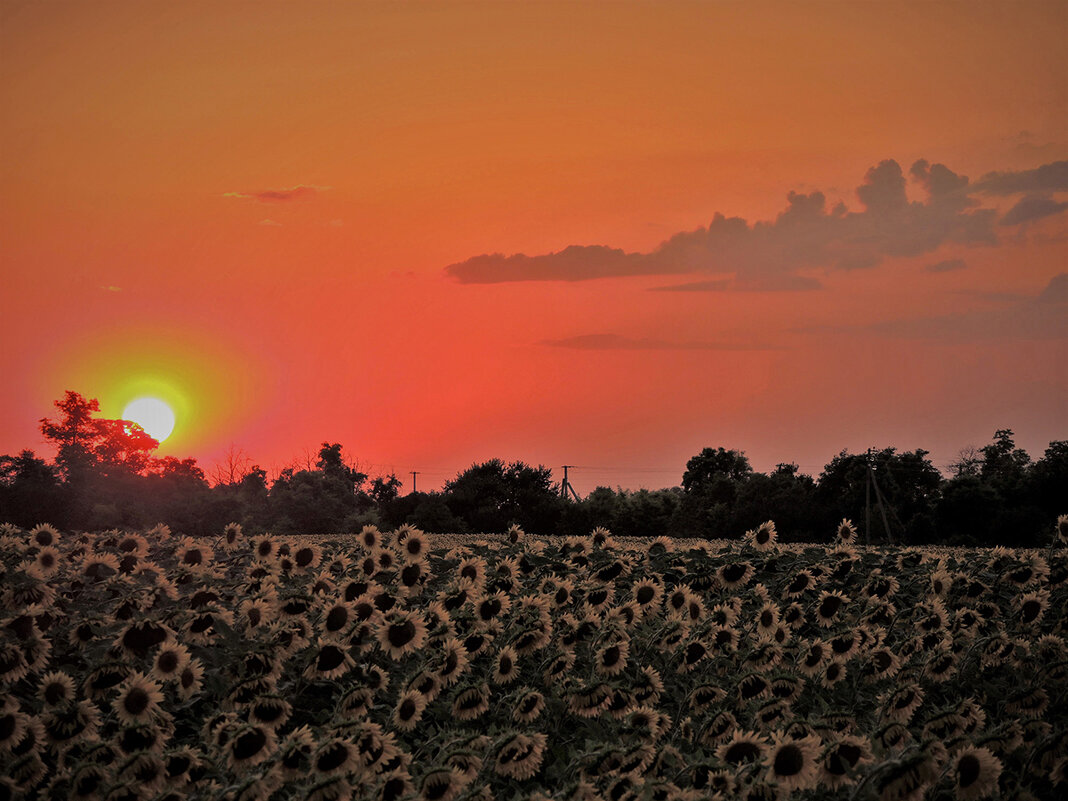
(540, 333, 784, 351)
(1000, 195, 1068, 226)
(805, 273, 1068, 342)
(446, 157, 1025, 287)
(924, 258, 967, 274)
(224, 185, 328, 202)
(973, 160, 1068, 195)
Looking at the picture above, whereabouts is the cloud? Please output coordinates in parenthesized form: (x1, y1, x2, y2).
(224, 185, 327, 202)
(541, 333, 783, 351)
(258, 219, 283, 227)
(974, 160, 1068, 194)
(1000, 195, 1068, 226)
(861, 273, 1068, 342)
(650, 274, 823, 291)
(99, 285, 122, 292)
(446, 158, 1007, 287)
(924, 258, 967, 273)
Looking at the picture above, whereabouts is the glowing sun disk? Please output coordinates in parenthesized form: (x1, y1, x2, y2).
(122, 397, 176, 442)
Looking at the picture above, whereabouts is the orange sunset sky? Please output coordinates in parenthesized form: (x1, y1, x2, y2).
(2, 1, 1066, 494)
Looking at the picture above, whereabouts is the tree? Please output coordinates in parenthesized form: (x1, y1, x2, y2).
(443, 459, 561, 534)
(208, 444, 255, 486)
(39, 391, 159, 480)
(682, 447, 753, 493)
(0, 450, 68, 528)
(816, 448, 942, 544)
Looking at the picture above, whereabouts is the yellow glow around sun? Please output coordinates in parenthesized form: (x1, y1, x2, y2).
(122, 397, 176, 442)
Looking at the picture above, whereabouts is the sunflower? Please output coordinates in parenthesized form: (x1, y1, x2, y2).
(391, 689, 428, 733)
(376, 610, 428, 660)
(627, 580, 662, 619)
(419, 768, 466, 801)
(821, 735, 874, 788)
(835, 518, 857, 545)
(718, 561, 754, 590)
(814, 590, 850, 627)
(305, 641, 356, 680)
(246, 695, 291, 730)
(293, 544, 323, 573)
(595, 639, 630, 677)
(114, 672, 164, 726)
(716, 730, 770, 767)
(474, 591, 511, 626)
(42, 698, 100, 747)
(512, 689, 545, 724)
(762, 733, 820, 792)
(871, 750, 939, 801)
(432, 637, 470, 687)
(493, 732, 547, 780)
(313, 738, 358, 776)
(31, 546, 62, 578)
(225, 724, 275, 772)
(176, 537, 214, 572)
(1017, 591, 1049, 627)
(626, 706, 670, 741)
(29, 523, 58, 548)
(745, 521, 778, 551)
(491, 645, 521, 685)
(378, 770, 415, 801)
(452, 683, 491, 721)
(38, 670, 76, 706)
(80, 551, 119, 583)
(357, 525, 383, 550)
(177, 658, 204, 701)
(945, 747, 1002, 800)
(150, 642, 191, 683)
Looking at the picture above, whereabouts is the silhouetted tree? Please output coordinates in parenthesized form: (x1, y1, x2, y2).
(816, 448, 941, 544)
(443, 459, 560, 534)
(0, 450, 69, 528)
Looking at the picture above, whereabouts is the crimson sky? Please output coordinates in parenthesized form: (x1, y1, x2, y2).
(2, 1, 1066, 494)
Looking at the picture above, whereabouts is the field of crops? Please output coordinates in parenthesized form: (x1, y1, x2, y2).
(1, 519, 1066, 801)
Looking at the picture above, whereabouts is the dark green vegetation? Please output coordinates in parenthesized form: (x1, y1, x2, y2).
(1, 392, 1065, 546)
(1, 521, 1066, 800)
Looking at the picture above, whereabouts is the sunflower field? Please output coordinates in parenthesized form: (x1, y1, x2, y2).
(1, 517, 1066, 801)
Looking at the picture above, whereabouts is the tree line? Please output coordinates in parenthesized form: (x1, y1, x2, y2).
(1, 391, 1064, 547)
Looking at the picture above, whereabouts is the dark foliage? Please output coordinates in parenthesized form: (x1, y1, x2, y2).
(0, 392, 1063, 545)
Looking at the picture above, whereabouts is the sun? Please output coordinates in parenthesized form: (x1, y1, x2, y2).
(122, 397, 176, 443)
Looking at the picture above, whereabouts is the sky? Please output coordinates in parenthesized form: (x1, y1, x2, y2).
(2, 0, 1066, 495)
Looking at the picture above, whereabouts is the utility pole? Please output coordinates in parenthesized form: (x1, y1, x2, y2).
(560, 466, 581, 502)
(410, 471, 419, 494)
(865, 450, 895, 545)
